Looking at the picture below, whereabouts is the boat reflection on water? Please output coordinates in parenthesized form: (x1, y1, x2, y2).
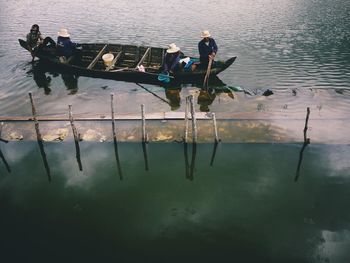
(28, 61, 79, 95)
(165, 88, 181, 110)
(29, 61, 235, 112)
(61, 73, 79, 94)
(27, 62, 52, 95)
(163, 76, 235, 112)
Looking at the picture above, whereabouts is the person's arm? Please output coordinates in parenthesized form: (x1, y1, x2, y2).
(211, 38, 218, 54)
(38, 32, 44, 43)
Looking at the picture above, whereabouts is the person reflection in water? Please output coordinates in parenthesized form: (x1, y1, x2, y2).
(165, 88, 181, 110)
(32, 65, 52, 94)
(61, 74, 79, 94)
(197, 89, 216, 112)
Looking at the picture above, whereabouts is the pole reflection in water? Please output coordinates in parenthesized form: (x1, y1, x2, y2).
(111, 94, 123, 180)
(210, 141, 219, 167)
(184, 142, 190, 179)
(183, 142, 197, 181)
(28, 93, 52, 181)
(295, 107, 311, 182)
(142, 141, 149, 171)
(189, 143, 197, 181)
(0, 148, 11, 173)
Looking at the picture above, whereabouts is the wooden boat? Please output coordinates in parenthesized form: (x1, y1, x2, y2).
(19, 39, 236, 85)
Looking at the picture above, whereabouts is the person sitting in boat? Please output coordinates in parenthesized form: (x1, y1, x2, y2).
(198, 30, 218, 68)
(26, 24, 56, 57)
(163, 43, 182, 74)
(56, 28, 78, 63)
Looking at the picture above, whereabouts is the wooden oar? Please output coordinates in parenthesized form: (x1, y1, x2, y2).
(203, 57, 213, 89)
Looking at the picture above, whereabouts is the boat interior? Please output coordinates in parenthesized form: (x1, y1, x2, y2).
(79, 44, 165, 72)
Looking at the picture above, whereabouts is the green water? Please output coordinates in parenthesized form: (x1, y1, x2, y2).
(1, 142, 350, 262)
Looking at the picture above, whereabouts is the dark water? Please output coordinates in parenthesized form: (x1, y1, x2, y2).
(1, 142, 350, 262)
(0, 0, 349, 116)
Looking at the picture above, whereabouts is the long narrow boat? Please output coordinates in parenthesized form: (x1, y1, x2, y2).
(19, 39, 236, 85)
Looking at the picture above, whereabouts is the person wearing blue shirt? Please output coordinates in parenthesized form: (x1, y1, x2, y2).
(163, 43, 182, 73)
(56, 28, 77, 62)
(198, 30, 218, 68)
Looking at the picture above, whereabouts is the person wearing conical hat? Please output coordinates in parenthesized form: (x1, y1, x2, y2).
(198, 30, 218, 68)
(56, 28, 78, 62)
(163, 43, 182, 74)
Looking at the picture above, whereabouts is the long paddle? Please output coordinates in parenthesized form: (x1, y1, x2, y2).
(203, 57, 213, 89)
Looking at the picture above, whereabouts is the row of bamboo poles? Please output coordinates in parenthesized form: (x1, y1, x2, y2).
(0, 92, 221, 181)
(0, 93, 311, 182)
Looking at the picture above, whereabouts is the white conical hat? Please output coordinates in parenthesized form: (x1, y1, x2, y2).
(58, 28, 70, 38)
(201, 30, 211, 38)
(166, 43, 180, 53)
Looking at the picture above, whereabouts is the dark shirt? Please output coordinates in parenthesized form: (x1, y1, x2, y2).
(163, 52, 181, 72)
(57, 36, 77, 58)
(26, 31, 43, 49)
(198, 38, 218, 62)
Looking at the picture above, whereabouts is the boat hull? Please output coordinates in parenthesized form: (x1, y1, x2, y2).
(19, 39, 236, 85)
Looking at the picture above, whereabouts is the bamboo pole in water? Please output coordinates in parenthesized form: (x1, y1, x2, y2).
(0, 122, 11, 173)
(295, 107, 311, 182)
(111, 94, 117, 142)
(29, 92, 42, 141)
(189, 95, 197, 143)
(141, 104, 148, 142)
(184, 96, 189, 143)
(212, 113, 219, 143)
(68, 105, 83, 171)
(111, 94, 123, 179)
(0, 122, 8, 143)
(29, 92, 51, 181)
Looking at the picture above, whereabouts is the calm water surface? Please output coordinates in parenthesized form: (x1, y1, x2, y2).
(0, 0, 349, 116)
(1, 142, 350, 262)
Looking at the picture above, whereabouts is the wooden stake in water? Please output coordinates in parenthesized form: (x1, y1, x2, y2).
(295, 107, 311, 182)
(111, 94, 123, 179)
(0, 122, 11, 173)
(0, 122, 8, 144)
(141, 104, 148, 142)
(68, 104, 83, 171)
(184, 96, 189, 143)
(29, 92, 42, 141)
(140, 104, 149, 171)
(212, 113, 219, 143)
(189, 95, 197, 143)
(29, 92, 51, 181)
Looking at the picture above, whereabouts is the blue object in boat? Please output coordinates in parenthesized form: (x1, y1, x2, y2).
(158, 71, 170, 83)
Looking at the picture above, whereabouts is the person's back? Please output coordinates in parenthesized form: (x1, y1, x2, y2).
(56, 29, 76, 59)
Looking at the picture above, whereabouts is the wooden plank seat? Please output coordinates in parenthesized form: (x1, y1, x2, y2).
(135, 47, 151, 69)
(87, 44, 108, 69)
